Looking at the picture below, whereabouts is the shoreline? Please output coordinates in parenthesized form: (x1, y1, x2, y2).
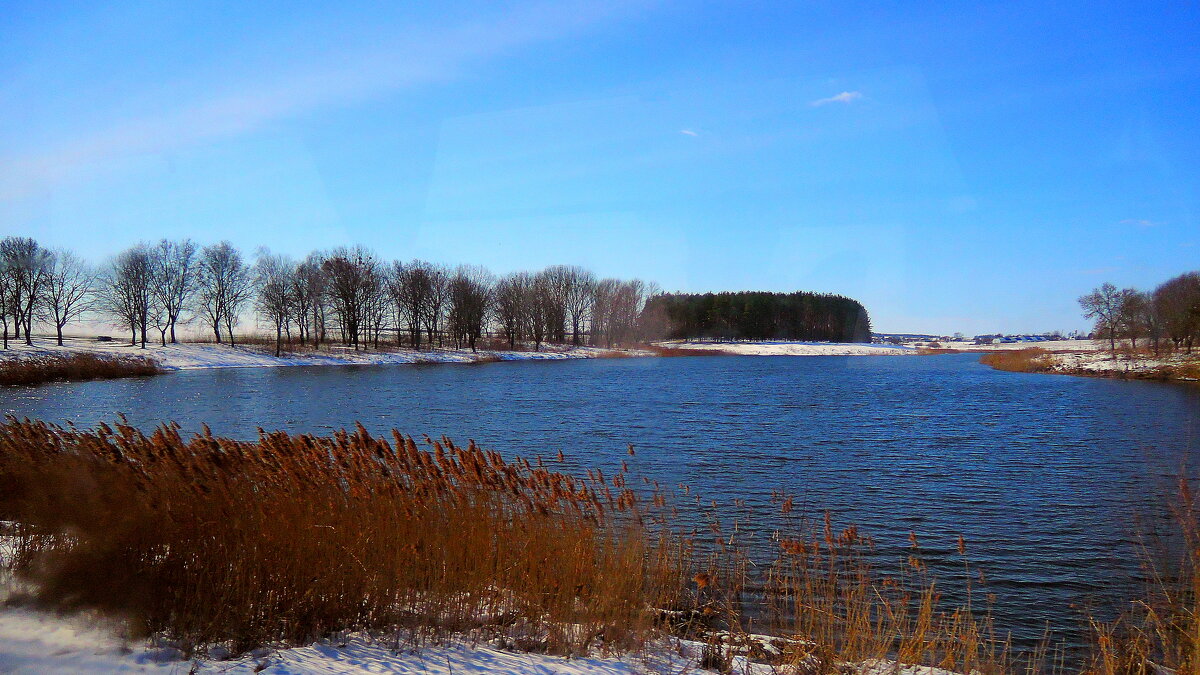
(0, 337, 652, 373)
(11, 337, 1189, 386)
(1033, 350, 1199, 382)
(0, 337, 953, 377)
(975, 345, 1200, 383)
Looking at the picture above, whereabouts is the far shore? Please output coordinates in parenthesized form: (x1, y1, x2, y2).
(0, 336, 651, 372)
(11, 335, 1189, 385)
(0, 335, 958, 375)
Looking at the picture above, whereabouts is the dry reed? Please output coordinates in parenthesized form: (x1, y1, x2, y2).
(0, 419, 682, 655)
(1085, 477, 1200, 675)
(642, 345, 734, 357)
(0, 353, 161, 386)
(3, 418, 1184, 673)
(979, 348, 1056, 373)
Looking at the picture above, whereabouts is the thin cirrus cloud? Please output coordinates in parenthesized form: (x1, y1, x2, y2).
(1119, 218, 1159, 227)
(680, 129, 698, 136)
(810, 91, 863, 107)
(0, 1, 644, 203)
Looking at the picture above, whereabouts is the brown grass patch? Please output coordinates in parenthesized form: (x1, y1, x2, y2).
(0, 418, 1019, 669)
(9, 419, 1186, 671)
(979, 348, 1056, 373)
(0, 419, 683, 656)
(0, 353, 162, 386)
(642, 344, 733, 357)
(1086, 477, 1200, 674)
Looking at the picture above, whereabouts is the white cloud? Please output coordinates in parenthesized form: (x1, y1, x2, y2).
(810, 91, 862, 107)
(1119, 218, 1159, 228)
(679, 129, 697, 136)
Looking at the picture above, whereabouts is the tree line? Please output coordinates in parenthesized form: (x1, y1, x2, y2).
(643, 291, 873, 343)
(0, 237, 659, 356)
(1079, 271, 1200, 355)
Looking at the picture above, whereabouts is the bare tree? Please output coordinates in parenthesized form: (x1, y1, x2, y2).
(563, 266, 596, 346)
(0, 237, 52, 345)
(447, 265, 494, 352)
(321, 246, 384, 350)
(1153, 272, 1200, 354)
(364, 267, 389, 349)
(254, 251, 295, 357)
(391, 260, 433, 349)
(291, 253, 327, 348)
(0, 256, 12, 349)
(590, 278, 619, 347)
(528, 272, 555, 351)
(196, 242, 252, 345)
(1079, 282, 1127, 355)
(495, 272, 531, 349)
(1117, 290, 1151, 351)
(424, 264, 449, 348)
(149, 239, 198, 344)
(102, 245, 154, 348)
(149, 291, 172, 346)
(41, 250, 96, 346)
(538, 266, 571, 343)
(610, 279, 647, 346)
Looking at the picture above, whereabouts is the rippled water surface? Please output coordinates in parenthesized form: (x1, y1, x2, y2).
(4, 353, 1200, 649)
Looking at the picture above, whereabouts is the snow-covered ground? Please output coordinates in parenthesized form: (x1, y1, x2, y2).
(1044, 350, 1200, 380)
(0, 337, 647, 371)
(0, 605, 966, 675)
(925, 339, 1100, 352)
(656, 340, 918, 356)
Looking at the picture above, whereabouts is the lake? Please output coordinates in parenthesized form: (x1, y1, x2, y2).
(3, 352, 1199, 651)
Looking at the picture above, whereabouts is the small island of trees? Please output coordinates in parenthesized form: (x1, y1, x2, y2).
(645, 291, 872, 343)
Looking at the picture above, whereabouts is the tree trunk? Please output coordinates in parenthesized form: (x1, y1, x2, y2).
(56, 324, 64, 346)
(275, 324, 282, 358)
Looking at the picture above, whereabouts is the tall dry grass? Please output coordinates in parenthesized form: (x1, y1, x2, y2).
(980, 348, 1056, 373)
(641, 344, 734, 357)
(5, 418, 1191, 673)
(0, 353, 161, 386)
(1086, 477, 1200, 675)
(0, 419, 683, 655)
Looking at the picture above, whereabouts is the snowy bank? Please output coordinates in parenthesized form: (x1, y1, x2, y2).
(655, 340, 917, 356)
(0, 337, 648, 372)
(925, 339, 1101, 353)
(1042, 350, 1200, 381)
(0, 605, 966, 675)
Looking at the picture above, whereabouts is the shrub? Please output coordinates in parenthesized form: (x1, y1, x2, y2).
(0, 420, 682, 655)
(979, 348, 1055, 373)
(0, 353, 161, 386)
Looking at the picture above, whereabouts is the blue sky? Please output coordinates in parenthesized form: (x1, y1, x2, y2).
(2, 1, 1197, 334)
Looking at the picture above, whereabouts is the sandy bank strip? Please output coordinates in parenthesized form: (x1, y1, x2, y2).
(656, 340, 918, 356)
(0, 337, 650, 371)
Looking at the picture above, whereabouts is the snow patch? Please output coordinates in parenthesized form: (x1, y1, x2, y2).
(658, 340, 917, 356)
(0, 338, 646, 372)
